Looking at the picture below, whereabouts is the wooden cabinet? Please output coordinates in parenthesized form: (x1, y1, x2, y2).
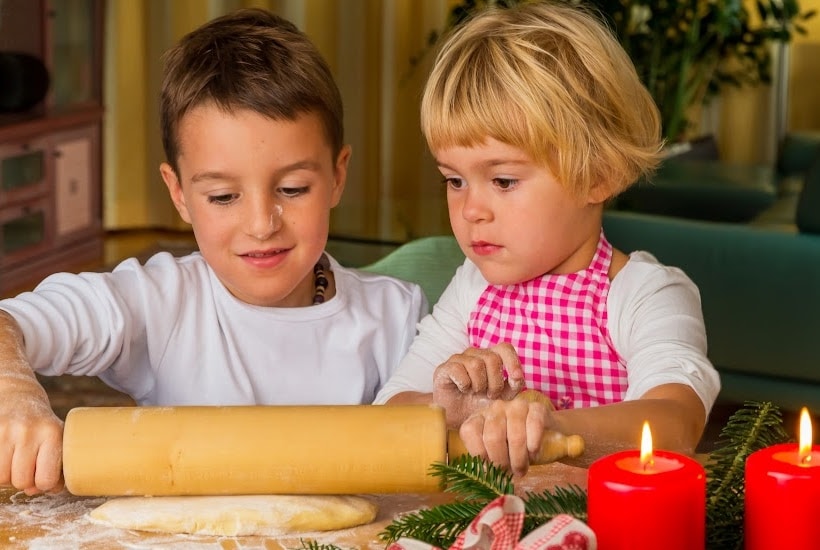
(0, 0, 104, 295)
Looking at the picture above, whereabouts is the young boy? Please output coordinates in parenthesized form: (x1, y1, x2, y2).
(376, 1, 720, 475)
(0, 8, 426, 495)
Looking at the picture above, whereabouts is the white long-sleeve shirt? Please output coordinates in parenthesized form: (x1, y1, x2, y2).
(1, 252, 428, 406)
(375, 251, 720, 414)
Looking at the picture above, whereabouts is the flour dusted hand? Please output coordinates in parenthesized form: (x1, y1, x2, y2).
(459, 396, 554, 478)
(432, 343, 525, 427)
(0, 393, 63, 496)
(0, 311, 64, 495)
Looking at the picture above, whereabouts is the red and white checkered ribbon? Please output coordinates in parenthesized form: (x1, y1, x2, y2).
(387, 495, 596, 550)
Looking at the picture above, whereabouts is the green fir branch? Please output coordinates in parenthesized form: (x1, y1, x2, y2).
(432, 454, 515, 500)
(704, 401, 790, 550)
(379, 457, 588, 547)
(379, 500, 487, 548)
(378, 456, 513, 547)
(521, 485, 589, 534)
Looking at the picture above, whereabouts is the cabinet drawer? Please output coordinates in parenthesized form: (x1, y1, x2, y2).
(0, 197, 53, 267)
(54, 131, 94, 237)
(0, 140, 49, 206)
(49, 124, 101, 242)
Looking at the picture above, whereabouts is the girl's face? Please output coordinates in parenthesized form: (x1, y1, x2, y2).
(160, 106, 349, 307)
(434, 138, 606, 285)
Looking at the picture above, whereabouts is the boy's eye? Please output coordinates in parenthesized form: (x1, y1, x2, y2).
(442, 177, 465, 190)
(494, 178, 518, 190)
(207, 194, 238, 205)
(279, 186, 309, 198)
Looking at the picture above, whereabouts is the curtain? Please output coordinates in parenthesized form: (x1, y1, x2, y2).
(787, 0, 820, 132)
(103, 0, 820, 236)
(103, 0, 450, 241)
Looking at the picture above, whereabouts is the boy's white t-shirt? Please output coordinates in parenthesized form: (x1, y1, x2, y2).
(0, 252, 428, 406)
(374, 251, 721, 414)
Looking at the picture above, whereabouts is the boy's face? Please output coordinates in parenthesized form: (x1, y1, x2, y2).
(160, 106, 349, 307)
(434, 137, 607, 285)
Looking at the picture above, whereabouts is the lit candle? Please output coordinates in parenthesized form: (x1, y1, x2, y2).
(587, 421, 706, 550)
(745, 407, 820, 549)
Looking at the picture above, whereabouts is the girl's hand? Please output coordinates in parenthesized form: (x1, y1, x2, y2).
(432, 343, 525, 426)
(0, 389, 64, 495)
(459, 397, 552, 477)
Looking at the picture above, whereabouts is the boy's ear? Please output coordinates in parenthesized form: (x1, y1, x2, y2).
(160, 163, 192, 224)
(330, 145, 352, 208)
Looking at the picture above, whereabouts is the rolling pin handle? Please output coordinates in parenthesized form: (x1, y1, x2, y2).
(447, 429, 584, 465)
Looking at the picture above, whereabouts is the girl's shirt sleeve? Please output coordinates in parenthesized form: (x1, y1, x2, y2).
(608, 251, 721, 415)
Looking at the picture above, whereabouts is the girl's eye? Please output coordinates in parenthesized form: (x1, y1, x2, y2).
(494, 178, 518, 190)
(207, 194, 237, 205)
(441, 177, 465, 190)
(279, 186, 309, 198)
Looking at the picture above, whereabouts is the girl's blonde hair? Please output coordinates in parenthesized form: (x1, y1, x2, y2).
(420, 1, 663, 199)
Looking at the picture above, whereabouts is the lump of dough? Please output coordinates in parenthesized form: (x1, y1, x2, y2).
(88, 494, 378, 537)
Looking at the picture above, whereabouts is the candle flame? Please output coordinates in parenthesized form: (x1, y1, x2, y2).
(640, 421, 654, 468)
(799, 407, 813, 463)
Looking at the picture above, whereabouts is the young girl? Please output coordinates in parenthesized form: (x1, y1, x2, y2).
(375, 1, 720, 475)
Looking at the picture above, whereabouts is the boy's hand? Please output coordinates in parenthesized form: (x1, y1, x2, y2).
(432, 343, 525, 426)
(458, 397, 552, 477)
(0, 386, 64, 495)
(0, 310, 65, 495)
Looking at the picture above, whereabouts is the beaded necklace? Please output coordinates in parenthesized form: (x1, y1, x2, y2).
(312, 256, 329, 305)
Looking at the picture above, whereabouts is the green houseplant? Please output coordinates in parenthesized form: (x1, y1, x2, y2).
(411, 0, 815, 144)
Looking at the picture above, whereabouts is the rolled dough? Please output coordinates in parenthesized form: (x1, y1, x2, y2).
(88, 494, 378, 537)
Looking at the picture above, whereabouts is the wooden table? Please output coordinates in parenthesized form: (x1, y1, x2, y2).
(0, 462, 588, 549)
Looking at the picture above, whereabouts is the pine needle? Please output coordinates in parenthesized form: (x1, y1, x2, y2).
(378, 455, 513, 547)
(379, 455, 587, 546)
(379, 500, 487, 547)
(704, 401, 790, 550)
(431, 454, 515, 499)
(522, 484, 589, 533)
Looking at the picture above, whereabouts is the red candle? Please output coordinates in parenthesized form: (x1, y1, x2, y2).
(745, 407, 820, 549)
(588, 422, 705, 550)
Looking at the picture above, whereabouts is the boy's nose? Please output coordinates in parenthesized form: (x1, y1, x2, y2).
(247, 203, 283, 240)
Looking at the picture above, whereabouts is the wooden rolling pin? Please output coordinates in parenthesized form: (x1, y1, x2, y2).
(62, 404, 584, 497)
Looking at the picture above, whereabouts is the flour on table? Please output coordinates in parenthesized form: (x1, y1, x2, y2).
(88, 494, 378, 537)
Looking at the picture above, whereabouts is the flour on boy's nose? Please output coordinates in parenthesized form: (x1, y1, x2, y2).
(270, 203, 284, 230)
(252, 204, 284, 239)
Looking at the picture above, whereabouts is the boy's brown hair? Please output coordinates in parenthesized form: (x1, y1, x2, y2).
(160, 8, 344, 174)
(421, 1, 662, 199)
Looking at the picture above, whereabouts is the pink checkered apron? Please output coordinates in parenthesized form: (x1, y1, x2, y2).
(468, 231, 627, 410)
